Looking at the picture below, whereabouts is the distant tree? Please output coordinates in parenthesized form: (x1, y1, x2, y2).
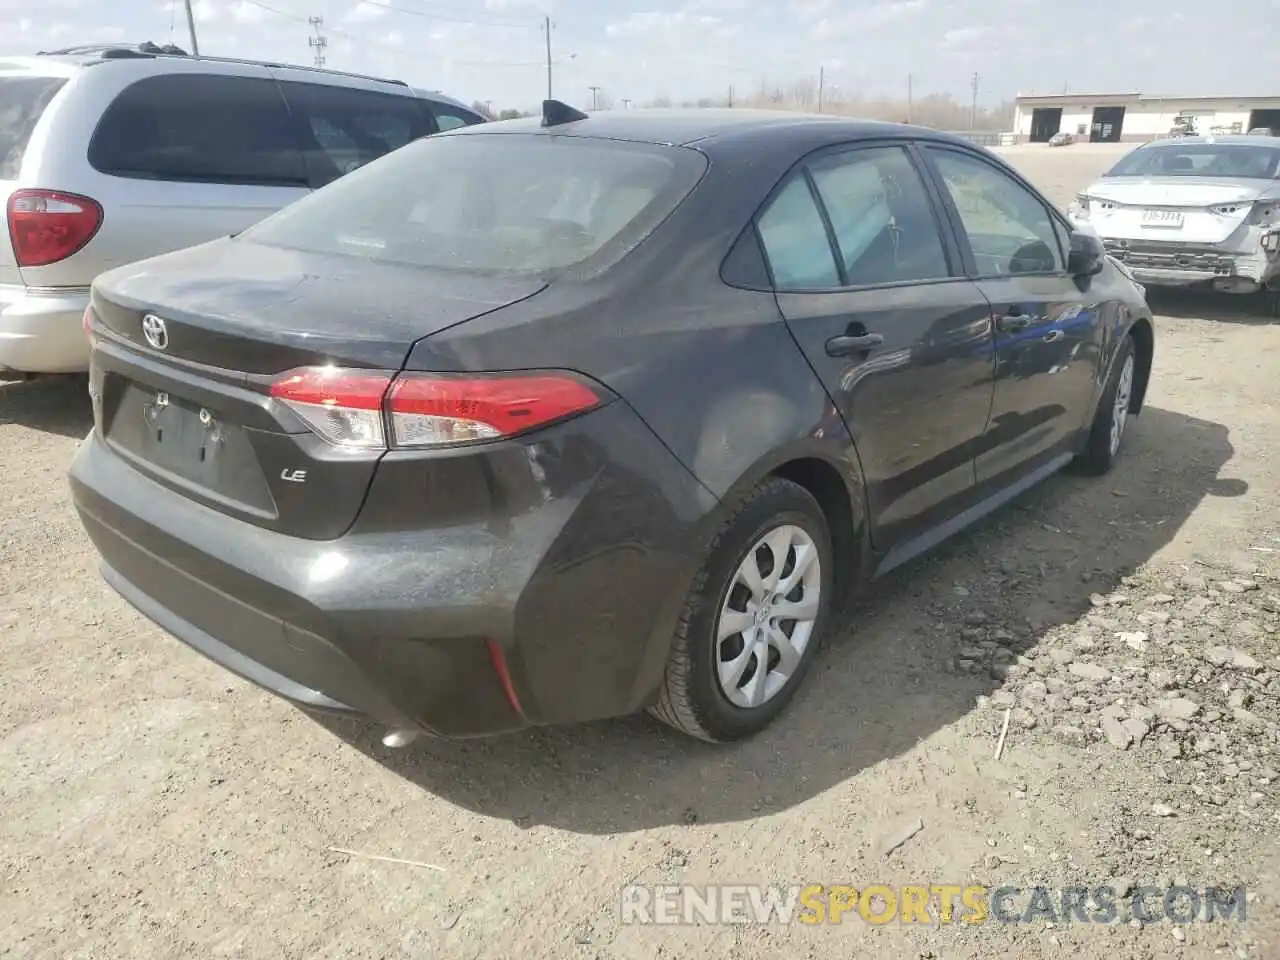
(470, 100, 496, 120)
(497, 108, 523, 121)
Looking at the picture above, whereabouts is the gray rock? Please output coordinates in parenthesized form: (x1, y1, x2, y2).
(1022, 681, 1049, 701)
(1149, 668, 1177, 690)
(963, 611, 988, 626)
(1122, 718, 1151, 743)
(1151, 803, 1177, 817)
(1011, 708, 1038, 730)
(958, 644, 986, 660)
(1159, 739, 1184, 759)
(1218, 580, 1247, 594)
(1101, 715, 1134, 749)
(1070, 662, 1112, 682)
(1149, 593, 1176, 605)
(1227, 689, 1251, 709)
(1069, 697, 1091, 712)
(1052, 724, 1087, 745)
(1152, 697, 1201, 721)
(1204, 646, 1262, 673)
(1233, 707, 1265, 729)
(991, 690, 1016, 708)
(1049, 648, 1075, 665)
(1046, 677, 1069, 694)
(1138, 611, 1171, 625)
(1119, 631, 1149, 651)
(1130, 704, 1156, 723)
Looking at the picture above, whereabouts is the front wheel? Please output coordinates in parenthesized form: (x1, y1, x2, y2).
(649, 478, 834, 743)
(1075, 333, 1136, 476)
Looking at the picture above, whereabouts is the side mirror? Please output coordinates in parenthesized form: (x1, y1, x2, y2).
(1067, 230, 1106, 278)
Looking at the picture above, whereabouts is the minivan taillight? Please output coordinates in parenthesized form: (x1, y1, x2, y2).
(6, 189, 104, 267)
(269, 366, 604, 450)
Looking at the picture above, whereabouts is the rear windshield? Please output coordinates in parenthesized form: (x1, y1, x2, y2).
(1106, 143, 1280, 180)
(0, 76, 67, 179)
(242, 133, 708, 277)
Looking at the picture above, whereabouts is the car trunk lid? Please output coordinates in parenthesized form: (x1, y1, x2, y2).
(1086, 177, 1269, 244)
(89, 237, 547, 540)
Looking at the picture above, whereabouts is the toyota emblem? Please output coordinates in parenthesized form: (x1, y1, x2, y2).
(141, 314, 169, 351)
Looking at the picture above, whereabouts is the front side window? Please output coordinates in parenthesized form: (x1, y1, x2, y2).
(756, 176, 841, 290)
(277, 81, 431, 187)
(927, 147, 1064, 276)
(242, 133, 706, 277)
(87, 74, 307, 186)
(808, 146, 950, 286)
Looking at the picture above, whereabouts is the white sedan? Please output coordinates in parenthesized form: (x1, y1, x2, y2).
(1067, 136, 1280, 304)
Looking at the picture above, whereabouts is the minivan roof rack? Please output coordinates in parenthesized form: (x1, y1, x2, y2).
(35, 42, 408, 87)
(38, 41, 189, 58)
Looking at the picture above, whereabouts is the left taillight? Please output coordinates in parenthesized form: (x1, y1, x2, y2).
(6, 189, 104, 268)
(268, 366, 605, 450)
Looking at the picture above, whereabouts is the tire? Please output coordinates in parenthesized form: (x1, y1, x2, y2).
(1075, 333, 1137, 476)
(649, 477, 834, 743)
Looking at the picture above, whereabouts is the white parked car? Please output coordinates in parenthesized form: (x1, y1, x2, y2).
(1067, 136, 1280, 304)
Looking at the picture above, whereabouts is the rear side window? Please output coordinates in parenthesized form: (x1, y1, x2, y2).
(427, 101, 485, 131)
(277, 81, 432, 188)
(0, 76, 67, 179)
(88, 74, 307, 186)
(756, 176, 841, 290)
(242, 134, 707, 277)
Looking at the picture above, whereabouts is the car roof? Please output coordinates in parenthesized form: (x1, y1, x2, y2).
(1138, 135, 1280, 146)
(448, 108, 970, 151)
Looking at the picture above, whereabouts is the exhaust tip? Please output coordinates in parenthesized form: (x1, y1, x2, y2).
(381, 727, 420, 749)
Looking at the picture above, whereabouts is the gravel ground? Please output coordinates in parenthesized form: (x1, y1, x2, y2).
(2, 144, 1278, 960)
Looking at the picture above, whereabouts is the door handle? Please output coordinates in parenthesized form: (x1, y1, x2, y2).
(825, 333, 884, 356)
(997, 313, 1035, 333)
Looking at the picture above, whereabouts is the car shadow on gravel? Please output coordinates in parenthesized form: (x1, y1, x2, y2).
(315, 404, 1243, 834)
(0, 375, 92, 438)
(1146, 288, 1278, 325)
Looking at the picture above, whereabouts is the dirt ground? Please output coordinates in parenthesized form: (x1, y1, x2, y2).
(2, 143, 1278, 960)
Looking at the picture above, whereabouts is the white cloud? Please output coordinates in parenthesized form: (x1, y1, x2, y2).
(811, 0, 926, 40)
(344, 1, 387, 24)
(605, 10, 722, 38)
(229, 0, 268, 25)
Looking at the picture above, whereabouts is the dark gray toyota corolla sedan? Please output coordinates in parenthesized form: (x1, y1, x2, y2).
(69, 103, 1154, 746)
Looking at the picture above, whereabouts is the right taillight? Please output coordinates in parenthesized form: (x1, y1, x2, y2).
(268, 366, 604, 450)
(6, 189, 104, 268)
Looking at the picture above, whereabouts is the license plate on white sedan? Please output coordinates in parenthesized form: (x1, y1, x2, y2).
(1141, 209, 1184, 227)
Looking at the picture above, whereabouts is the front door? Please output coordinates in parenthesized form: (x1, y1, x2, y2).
(920, 145, 1103, 487)
(755, 143, 997, 549)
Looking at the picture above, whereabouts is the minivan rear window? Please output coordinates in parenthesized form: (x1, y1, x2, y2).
(242, 133, 708, 277)
(0, 76, 67, 179)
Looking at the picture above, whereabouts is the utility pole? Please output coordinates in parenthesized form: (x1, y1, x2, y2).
(182, 0, 200, 55)
(544, 15, 553, 100)
(727, 84, 734, 108)
(817, 65, 824, 113)
(589, 85, 600, 110)
(907, 73, 913, 123)
(970, 71, 980, 130)
(622, 97, 632, 109)
(308, 16, 327, 67)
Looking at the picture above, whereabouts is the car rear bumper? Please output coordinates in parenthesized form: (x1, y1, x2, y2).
(68, 402, 717, 738)
(1100, 234, 1280, 290)
(0, 284, 91, 374)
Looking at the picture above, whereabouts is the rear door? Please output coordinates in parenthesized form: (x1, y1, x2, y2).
(759, 142, 997, 549)
(0, 70, 70, 285)
(919, 144, 1101, 486)
(80, 71, 311, 277)
(274, 80, 433, 188)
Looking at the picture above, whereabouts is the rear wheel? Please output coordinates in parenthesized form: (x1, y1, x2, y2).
(1075, 333, 1136, 476)
(649, 478, 833, 742)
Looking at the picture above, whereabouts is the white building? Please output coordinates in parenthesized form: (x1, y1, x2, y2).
(1012, 92, 1280, 143)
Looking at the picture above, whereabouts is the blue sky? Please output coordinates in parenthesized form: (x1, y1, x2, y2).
(3, 0, 1279, 112)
